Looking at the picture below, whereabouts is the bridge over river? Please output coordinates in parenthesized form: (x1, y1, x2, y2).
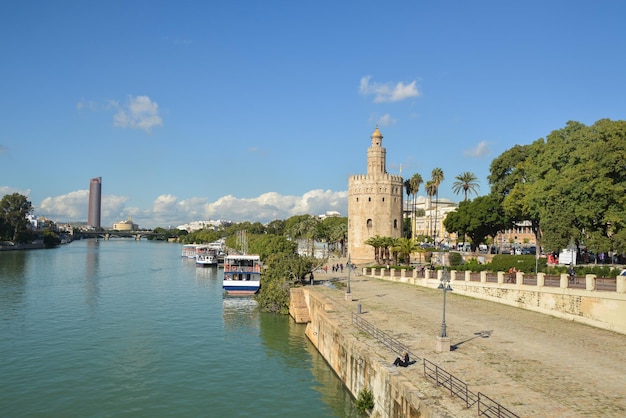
(77, 230, 172, 241)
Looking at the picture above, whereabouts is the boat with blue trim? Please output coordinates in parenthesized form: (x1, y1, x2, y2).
(222, 254, 261, 295)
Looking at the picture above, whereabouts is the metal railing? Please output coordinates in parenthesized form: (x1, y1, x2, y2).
(424, 358, 478, 408)
(352, 312, 419, 361)
(352, 312, 518, 418)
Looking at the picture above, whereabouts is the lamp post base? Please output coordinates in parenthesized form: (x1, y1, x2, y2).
(436, 336, 451, 352)
(344, 292, 352, 302)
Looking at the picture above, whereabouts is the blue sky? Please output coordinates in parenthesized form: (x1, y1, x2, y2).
(1, 1, 625, 228)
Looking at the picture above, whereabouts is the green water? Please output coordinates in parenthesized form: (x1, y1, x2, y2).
(0, 239, 357, 417)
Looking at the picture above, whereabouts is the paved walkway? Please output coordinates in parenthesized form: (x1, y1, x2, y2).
(311, 261, 626, 417)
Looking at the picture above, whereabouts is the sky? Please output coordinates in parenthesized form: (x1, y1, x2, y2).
(1, 1, 625, 229)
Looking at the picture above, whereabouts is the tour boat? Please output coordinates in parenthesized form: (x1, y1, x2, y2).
(195, 245, 219, 267)
(181, 244, 198, 259)
(222, 254, 261, 295)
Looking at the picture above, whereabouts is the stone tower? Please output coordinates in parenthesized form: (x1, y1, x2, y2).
(348, 127, 404, 264)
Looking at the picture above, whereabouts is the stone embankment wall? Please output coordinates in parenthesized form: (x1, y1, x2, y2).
(367, 268, 626, 335)
(290, 288, 460, 418)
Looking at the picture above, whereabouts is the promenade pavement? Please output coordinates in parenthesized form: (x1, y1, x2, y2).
(312, 259, 626, 417)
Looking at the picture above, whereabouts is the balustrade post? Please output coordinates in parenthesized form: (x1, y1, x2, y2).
(480, 271, 487, 283)
(617, 276, 626, 293)
(537, 272, 545, 287)
(586, 274, 596, 291)
(464, 270, 471, 282)
(560, 273, 568, 288)
(497, 271, 504, 284)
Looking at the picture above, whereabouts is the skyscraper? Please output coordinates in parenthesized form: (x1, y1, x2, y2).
(88, 177, 102, 229)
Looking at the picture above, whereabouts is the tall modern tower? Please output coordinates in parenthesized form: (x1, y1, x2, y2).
(347, 127, 404, 264)
(88, 177, 102, 229)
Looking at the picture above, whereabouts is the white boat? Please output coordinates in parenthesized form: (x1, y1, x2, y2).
(195, 245, 218, 267)
(181, 244, 198, 259)
(222, 254, 261, 295)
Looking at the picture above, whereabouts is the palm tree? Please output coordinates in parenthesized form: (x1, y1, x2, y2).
(380, 236, 395, 266)
(403, 179, 413, 238)
(431, 168, 445, 244)
(409, 173, 423, 240)
(329, 223, 348, 256)
(452, 171, 480, 201)
(365, 235, 385, 264)
(425, 180, 437, 242)
(394, 237, 420, 265)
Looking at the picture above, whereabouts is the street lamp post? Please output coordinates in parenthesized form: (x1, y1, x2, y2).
(345, 254, 352, 301)
(436, 268, 452, 351)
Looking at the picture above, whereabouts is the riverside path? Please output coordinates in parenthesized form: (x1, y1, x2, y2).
(310, 259, 626, 417)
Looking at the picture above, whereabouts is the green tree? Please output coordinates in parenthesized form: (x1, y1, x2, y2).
(452, 171, 480, 201)
(0, 193, 33, 243)
(424, 180, 437, 240)
(324, 217, 347, 256)
(365, 235, 385, 264)
(248, 233, 297, 260)
(491, 119, 626, 254)
(265, 219, 285, 235)
(393, 237, 420, 265)
(409, 173, 423, 239)
(444, 196, 510, 251)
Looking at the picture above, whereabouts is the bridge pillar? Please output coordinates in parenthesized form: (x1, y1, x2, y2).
(105, 233, 110, 240)
(135, 234, 141, 240)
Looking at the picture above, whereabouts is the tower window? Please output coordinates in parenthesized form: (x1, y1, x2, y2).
(367, 219, 372, 228)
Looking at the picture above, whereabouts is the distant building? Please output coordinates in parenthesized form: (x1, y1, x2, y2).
(347, 127, 403, 264)
(318, 210, 341, 220)
(88, 177, 102, 228)
(113, 217, 138, 231)
(176, 220, 229, 232)
(407, 196, 458, 246)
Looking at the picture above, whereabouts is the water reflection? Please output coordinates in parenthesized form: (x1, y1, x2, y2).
(195, 265, 218, 281)
(222, 297, 259, 330)
(305, 332, 359, 417)
(84, 239, 101, 309)
(0, 250, 28, 321)
(258, 313, 359, 417)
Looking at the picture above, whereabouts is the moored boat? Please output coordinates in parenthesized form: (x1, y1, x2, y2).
(181, 244, 198, 259)
(195, 245, 218, 267)
(222, 254, 261, 295)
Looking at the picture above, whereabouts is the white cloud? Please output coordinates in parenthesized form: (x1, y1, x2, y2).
(33, 189, 348, 229)
(76, 95, 163, 133)
(0, 186, 30, 197)
(464, 140, 492, 158)
(113, 95, 163, 133)
(377, 113, 397, 126)
(39, 190, 89, 220)
(359, 76, 420, 103)
(38, 190, 128, 223)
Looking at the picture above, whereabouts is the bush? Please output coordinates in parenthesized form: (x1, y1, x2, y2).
(355, 387, 374, 415)
(448, 252, 464, 267)
(489, 254, 546, 273)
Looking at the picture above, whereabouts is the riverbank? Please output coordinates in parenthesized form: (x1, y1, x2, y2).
(297, 267, 626, 417)
(0, 242, 46, 251)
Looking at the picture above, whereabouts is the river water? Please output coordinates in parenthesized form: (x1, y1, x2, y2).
(0, 239, 358, 417)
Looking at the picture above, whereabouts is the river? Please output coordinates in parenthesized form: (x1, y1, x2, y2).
(0, 239, 358, 417)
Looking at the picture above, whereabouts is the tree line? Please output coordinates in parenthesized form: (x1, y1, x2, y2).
(441, 118, 626, 257)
